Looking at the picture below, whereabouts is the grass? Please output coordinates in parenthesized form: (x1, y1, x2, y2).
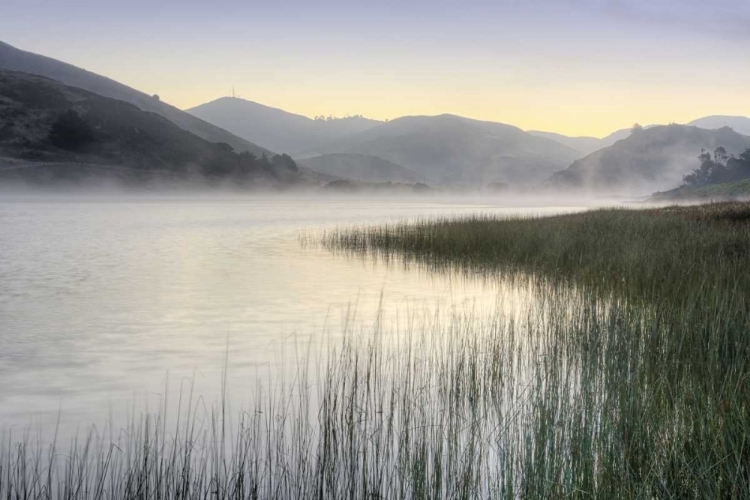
(325, 202, 750, 302)
(3, 202, 749, 498)
(323, 202, 750, 496)
(652, 178, 750, 201)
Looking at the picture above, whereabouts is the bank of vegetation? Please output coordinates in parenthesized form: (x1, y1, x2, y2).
(654, 148, 750, 200)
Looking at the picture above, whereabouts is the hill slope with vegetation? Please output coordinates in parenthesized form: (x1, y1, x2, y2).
(0, 70, 300, 186)
(549, 124, 750, 193)
(0, 40, 270, 157)
(653, 178, 750, 200)
(652, 147, 750, 200)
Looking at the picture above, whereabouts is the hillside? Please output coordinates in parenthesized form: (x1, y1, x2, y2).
(525, 131, 603, 156)
(187, 97, 381, 154)
(688, 116, 750, 136)
(548, 125, 750, 193)
(297, 154, 424, 184)
(651, 179, 750, 201)
(0, 40, 270, 157)
(0, 70, 300, 186)
(306, 114, 580, 187)
(529, 125, 662, 157)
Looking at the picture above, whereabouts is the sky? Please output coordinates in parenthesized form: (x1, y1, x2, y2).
(2, 0, 749, 137)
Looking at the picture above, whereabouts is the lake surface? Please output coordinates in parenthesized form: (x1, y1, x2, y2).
(0, 194, 596, 436)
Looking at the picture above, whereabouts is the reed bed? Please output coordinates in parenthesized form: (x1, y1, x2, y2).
(324, 202, 750, 303)
(2, 202, 749, 499)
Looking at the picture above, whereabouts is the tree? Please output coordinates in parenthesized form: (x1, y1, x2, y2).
(48, 110, 95, 151)
(214, 142, 234, 152)
(258, 153, 273, 172)
(683, 147, 738, 187)
(271, 153, 299, 173)
(152, 94, 160, 101)
(724, 149, 750, 183)
(713, 146, 728, 163)
(238, 151, 257, 163)
(630, 123, 643, 135)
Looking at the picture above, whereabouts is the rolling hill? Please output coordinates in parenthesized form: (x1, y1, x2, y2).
(306, 114, 581, 187)
(297, 154, 424, 184)
(688, 116, 750, 136)
(528, 125, 662, 157)
(0, 70, 299, 186)
(525, 131, 604, 156)
(549, 125, 750, 193)
(187, 97, 382, 154)
(0, 40, 271, 157)
(531, 118, 750, 160)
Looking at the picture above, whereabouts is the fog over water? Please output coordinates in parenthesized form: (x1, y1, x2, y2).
(0, 194, 613, 438)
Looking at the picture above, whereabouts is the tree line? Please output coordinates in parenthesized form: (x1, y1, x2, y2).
(683, 147, 750, 187)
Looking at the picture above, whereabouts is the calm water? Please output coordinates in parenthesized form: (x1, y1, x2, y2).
(0, 195, 592, 435)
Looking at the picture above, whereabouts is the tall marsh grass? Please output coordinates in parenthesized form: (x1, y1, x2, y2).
(3, 203, 749, 498)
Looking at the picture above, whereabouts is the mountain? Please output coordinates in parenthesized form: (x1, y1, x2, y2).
(0, 70, 300, 186)
(549, 125, 750, 193)
(526, 131, 604, 156)
(187, 97, 382, 154)
(688, 116, 750, 136)
(598, 127, 642, 147)
(305, 114, 581, 187)
(0, 40, 270, 157)
(528, 125, 661, 157)
(297, 154, 424, 184)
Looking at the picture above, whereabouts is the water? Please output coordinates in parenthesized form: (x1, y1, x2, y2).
(0, 194, 592, 436)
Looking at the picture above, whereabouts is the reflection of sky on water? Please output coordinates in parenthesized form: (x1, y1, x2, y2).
(0, 195, 591, 437)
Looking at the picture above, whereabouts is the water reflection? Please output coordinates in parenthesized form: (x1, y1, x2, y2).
(0, 195, 592, 438)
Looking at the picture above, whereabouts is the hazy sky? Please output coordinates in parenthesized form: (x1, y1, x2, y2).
(3, 0, 749, 136)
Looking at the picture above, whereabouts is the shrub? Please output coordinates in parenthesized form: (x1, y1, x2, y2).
(47, 110, 95, 151)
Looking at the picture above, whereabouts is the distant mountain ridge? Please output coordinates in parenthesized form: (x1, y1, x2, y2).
(306, 114, 581, 187)
(185, 91, 750, 190)
(531, 119, 750, 160)
(7, 38, 747, 193)
(297, 154, 424, 184)
(525, 131, 604, 156)
(549, 125, 750, 193)
(687, 116, 750, 136)
(528, 125, 662, 156)
(187, 97, 382, 155)
(0, 40, 271, 157)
